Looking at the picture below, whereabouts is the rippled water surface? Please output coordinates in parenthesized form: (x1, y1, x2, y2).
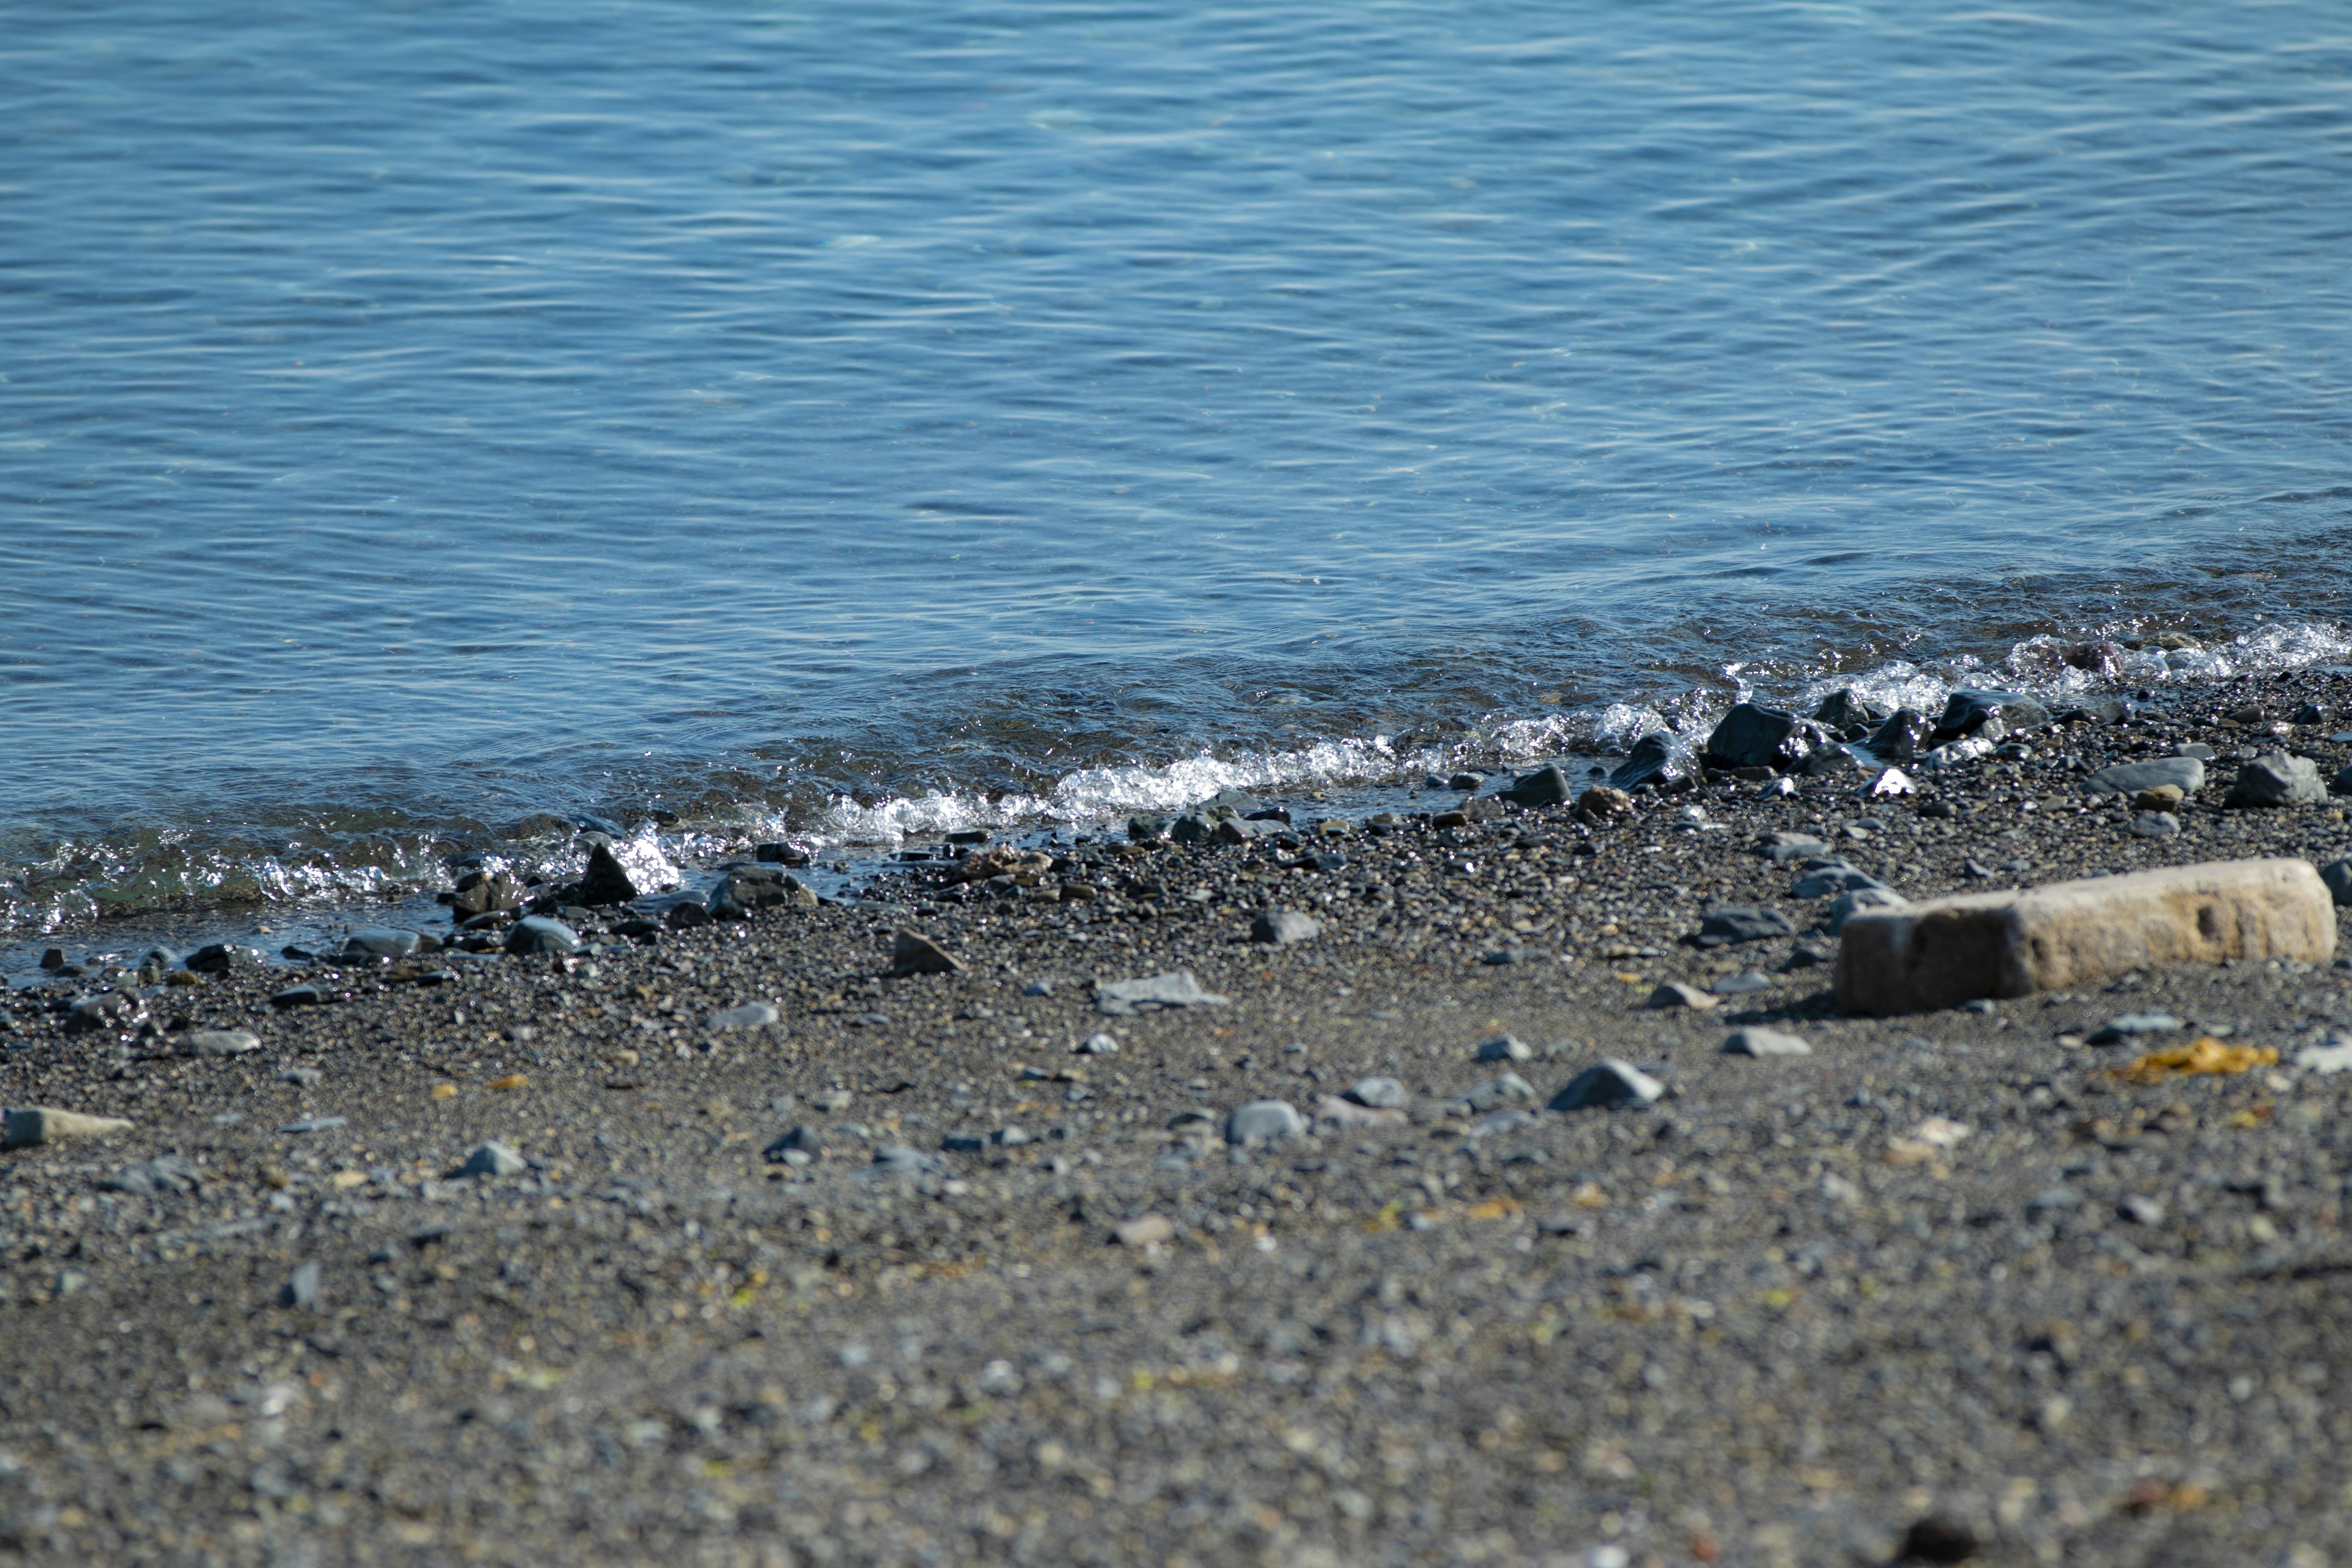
(6, 1, 2352, 934)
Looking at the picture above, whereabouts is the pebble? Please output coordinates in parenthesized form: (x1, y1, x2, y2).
(578, 842, 639, 906)
(1344, 1076, 1406, 1109)
(1113, 1215, 1172, 1249)
(1696, 906, 1793, 946)
(764, 1126, 826, 1163)
(66, 992, 142, 1035)
(1497, 764, 1572, 807)
(1757, 831, 1828, 862)
(281, 1261, 323, 1311)
(1898, 1514, 1980, 1564)
(2087, 1012, 2182, 1044)
(1314, 1095, 1406, 1129)
(1791, 862, 1889, 898)
(104, 1155, 200, 1196)
(1705, 703, 1823, 771)
(1250, 909, 1322, 946)
(2, 1107, 134, 1149)
(706, 1001, 780, 1030)
(1452, 1073, 1536, 1114)
(270, 984, 325, 1009)
(277, 1117, 348, 1135)
(2291, 1034, 2352, 1074)
(889, 928, 960, 976)
(1548, 1059, 1664, 1110)
(339, 928, 421, 960)
(184, 1030, 260, 1057)
(2319, 858, 2352, 907)
(456, 1142, 526, 1178)
(187, 943, 264, 975)
(2081, 756, 2205, 798)
(1474, 1035, 1531, 1062)
(2129, 811, 2181, 837)
(1076, 1032, 1121, 1055)
(1225, 1100, 1306, 1146)
(1095, 970, 1229, 1016)
(2226, 752, 2327, 808)
(868, 1144, 947, 1178)
(1644, 982, 1717, 1011)
(278, 1066, 322, 1087)
(1607, 733, 1696, 793)
(1721, 1027, 1810, 1057)
(1710, 971, 1774, 994)
(1826, 886, 1909, 932)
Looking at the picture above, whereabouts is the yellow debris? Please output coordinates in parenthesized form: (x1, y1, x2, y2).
(487, 1074, 529, 1091)
(429, 1083, 457, 1101)
(2116, 1038, 2277, 1084)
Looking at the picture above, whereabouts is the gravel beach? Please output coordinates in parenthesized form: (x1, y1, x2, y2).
(10, 669, 2352, 1567)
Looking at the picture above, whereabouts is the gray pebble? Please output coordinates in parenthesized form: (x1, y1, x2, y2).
(1721, 1027, 1811, 1057)
(1224, 1100, 1306, 1146)
(1250, 909, 1322, 946)
(1547, 1060, 1664, 1112)
(457, 1141, 526, 1178)
(1344, 1076, 1406, 1109)
(706, 1001, 780, 1030)
(281, 1261, 322, 1311)
(1474, 1035, 1530, 1062)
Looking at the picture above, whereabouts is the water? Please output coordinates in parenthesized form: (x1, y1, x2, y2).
(6, 1, 2352, 952)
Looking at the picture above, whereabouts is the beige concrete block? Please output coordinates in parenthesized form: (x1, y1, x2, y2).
(1836, 857, 2337, 1016)
(2, 1107, 135, 1150)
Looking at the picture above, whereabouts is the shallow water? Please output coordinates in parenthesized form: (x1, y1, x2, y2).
(6, 1, 2351, 941)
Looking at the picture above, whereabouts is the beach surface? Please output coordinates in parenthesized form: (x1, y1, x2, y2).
(7, 669, 2352, 1566)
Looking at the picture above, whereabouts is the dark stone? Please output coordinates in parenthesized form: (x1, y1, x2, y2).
(1865, 708, 1932, 762)
(754, 842, 814, 864)
(1169, 815, 1215, 844)
(889, 929, 960, 976)
(1574, 785, 1635, 823)
(2056, 698, 2132, 726)
(66, 991, 142, 1035)
(1898, 1514, 1980, 1563)
(2320, 859, 2352, 907)
(1703, 704, 1825, 772)
(1697, 907, 1795, 947)
(1127, 816, 1170, 842)
(1932, 689, 2049, 742)
(2293, 702, 2331, 725)
(339, 929, 421, 960)
(578, 842, 638, 906)
(710, 865, 818, 915)
(187, 943, 263, 976)
(270, 985, 325, 1009)
(1609, 732, 1698, 793)
(2226, 752, 2326, 808)
(1799, 745, 1858, 777)
(1243, 807, 1292, 824)
(38, 948, 64, 971)
(503, 917, 583, 957)
(1447, 772, 1485, 791)
(667, 899, 712, 929)
(448, 872, 523, 920)
(1214, 817, 1265, 845)
(1498, 764, 1573, 807)
(1811, 688, 1880, 731)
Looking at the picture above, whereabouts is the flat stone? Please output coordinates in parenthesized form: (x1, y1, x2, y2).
(2129, 812, 2181, 838)
(764, 1125, 826, 1162)
(1792, 862, 1890, 898)
(1934, 689, 2049, 741)
(1836, 857, 2337, 1014)
(1479, 945, 1551, 965)
(1114, 1215, 1172, 1248)
(1812, 688, 1880, 731)
(1468, 1109, 1536, 1139)
(2081, 756, 2205, 798)
(707, 1001, 780, 1030)
(277, 1117, 348, 1135)
(1547, 1059, 1665, 1111)
(2321, 858, 2352, 907)
(1250, 909, 1322, 946)
(1344, 1076, 1406, 1109)
(1225, 1100, 1306, 1146)
(1721, 1027, 1811, 1057)
(2087, 1012, 2182, 1044)
(504, 916, 583, 956)
(2, 1107, 134, 1150)
(1826, 886, 1910, 933)
(711, 865, 821, 916)
(1497, 764, 1572, 807)
(1697, 906, 1793, 946)
(270, 985, 325, 1009)
(888, 929, 960, 976)
(1475, 1035, 1531, 1062)
(2226, 752, 2327, 808)
(340, 928, 422, 959)
(1314, 1095, 1406, 1129)
(1096, 971, 1229, 1016)
(1709, 971, 1774, 995)
(1643, 982, 1717, 1011)
(867, 1145, 948, 1178)
(2133, 784, 2186, 812)
(104, 1155, 201, 1195)
(187, 943, 263, 975)
(1757, 831, 1829, 862)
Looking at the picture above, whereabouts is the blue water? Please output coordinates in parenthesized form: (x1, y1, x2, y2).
(5, 1, 2352, 936)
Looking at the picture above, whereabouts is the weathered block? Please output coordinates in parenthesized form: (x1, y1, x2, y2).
(1836, 858, 2336, 1015)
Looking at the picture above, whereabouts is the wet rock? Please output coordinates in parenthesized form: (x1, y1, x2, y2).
(3, 1107, 134, 1149)
(1932, 688, 2048, 742)
(666, 899, 713, 929)
(1548, 1060, 1664, 1111)
(1096, 971, 1229, 1016)
(1644, 982, 1717, 1010)
(449, 870, 524, 920)
(1250, 910, 1322, 946)
(711, 865, 820, 916)
(1169, 815, 1216, 845)
(185, 1030, 260, 1057)
(1721, 1027, 1811, 1057)
(187, 943, 264, 976)
(1812, 688, 1881, 731)
(707, 1002, 780, 1030)
(1863, 766, 1916, 799)
(1446, 772, 1485, 791)
(2081, 756, 2204, 798)
(1344, 1076, 1406, 1109)
(2056, 697, 2132, 726)
(1225, 1101, 1306, 1146)
(1126, 815, 1170, 842)
(1475, 1035, 1531, 1062)
(1696, 906, 1794, 946)
(1864, 708, 1933, 763)
(1215, 816, 1268, 845)
(754, 841, 814, 864)
(578, 842, 639, 906)
(889, 929, 960, 976)
(340, 928, 421, 960)
(1496, 764, 1572, 807)
(2320, 858, 2352, 907)
(1800, 745, 1859, 778)
(500, 916, 581, 957)
(1608, 733, 1697, 794)
(1836, 857, 2337, 1014)
(1703, 704, 1825, 772)
(66, 991, 143, 1035)
(2226, 752, 2326, 808)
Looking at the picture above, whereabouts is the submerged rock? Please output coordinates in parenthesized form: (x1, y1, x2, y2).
(1864, 708, 1932, 762)
(1704, 704, 1826, 772)
(1608, 733, 1697, 793)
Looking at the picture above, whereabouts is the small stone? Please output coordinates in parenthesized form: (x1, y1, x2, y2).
(1705, 704, 1826, 772)
(666, 899, 713, 929)
(1609, 731, 1698, 794)
(1696, 906, 1793, 946)
(765, 1125, 827, 1162)
(1826, 886, 1909, 933)
(1076, 1033, 1121, 1055)
(1497, 765, 1572, 807)
(1250, 909, 1322, 946)
(1548, 1060, 1665, 1111)
(1934, 688, 2048, 741)
(707, 1001, 780, 1030)
(867, 1144, 948, 1178)
(1447, 772, 1486, 791)
(1709, 971, 1774, 995)
(2133, 784, 2186, 812)
(2086, 1012, 2182, 1044)
(889, 929, 960, 976)
(277, 1116, 347, 1135)
(2318, 858, 2352, 906)
(2226, 752, 2327, 808)
(269, 984, 325, 1009)
(1643, 982, 1717, 1011)
(1114, 1215, 1172, 1248)
(1812, 688, 1880, 731)
(1096, 971, 1229, 1016)
(1314, 1095, 1406, 1129)
(1574, 783, 1635, 822)
(187, 943, 264, 975)
(2081, 756, 2205, 799)
(1863, 766, 1915, 798)
(1453, 1073, 1536, 1114)
(1344, 1076, 1406, 1109)
(578, 842, 638, 906)
(104, 1155, 200, 1196)
(1756, 831, 1828, 862)
(186, 1029, 262, 1058)
(278, 1066, 321, 1088)
(1, 1107, 133, 1149)
(1475, 1035, 1531, 1062)
(1022, 980, 1054, 997)
(1480, 945, 1550, 965)
(2291, 1033, 2352, 1074)
(66, 992, 143, 1035)
(1866, 709, 1932, 762)
(1721, 1027, 1810, 1057)
(281, 1261, 322, 1311)
(1898, 1514, 1980, 1563)
(1224, 1100, 1306, 1146)
(1468, 1108, 1535, 1139)
(504, 916, 583, 957)
(2128, 811, 2180, 838)
(1792, 862, 1890, 898)
(2118, 1194, 2166, 1225)
(340, 927, 423, 960)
